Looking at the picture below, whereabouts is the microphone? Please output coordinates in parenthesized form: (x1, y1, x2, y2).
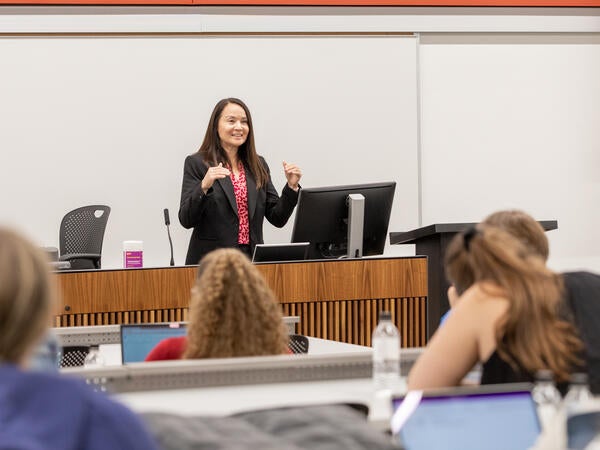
(164, 208, 175, 266)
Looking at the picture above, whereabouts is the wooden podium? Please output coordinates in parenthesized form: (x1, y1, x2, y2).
(55, 256, 428, 348)
(390, 221, 558, 339)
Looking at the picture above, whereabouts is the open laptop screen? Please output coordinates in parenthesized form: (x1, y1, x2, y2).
(252, 242, 309, 263)
(391, 384, 540, 450)
(120, 323, 187, 364)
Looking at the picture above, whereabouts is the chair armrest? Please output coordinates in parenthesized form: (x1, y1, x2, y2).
(59, 253, 101, 262)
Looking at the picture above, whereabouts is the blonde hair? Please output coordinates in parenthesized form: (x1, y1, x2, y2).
(183, 248, 288, 359)
(445, 225, 582, 382)
(483, 210, 549, 261)
(0, 227, 56, 364)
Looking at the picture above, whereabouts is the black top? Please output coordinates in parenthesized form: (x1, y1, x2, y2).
(480, 271, 600, 394)
(178, 154, 299, 265)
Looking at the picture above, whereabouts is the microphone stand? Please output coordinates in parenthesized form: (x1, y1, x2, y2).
(167, 224, 175, 267)
(164, 208, 175, 266)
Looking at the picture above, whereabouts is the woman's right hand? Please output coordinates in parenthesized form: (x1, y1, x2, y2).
(201, 163, 231, 193)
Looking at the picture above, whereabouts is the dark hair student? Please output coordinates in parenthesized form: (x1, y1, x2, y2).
(179, 98, 302, 264)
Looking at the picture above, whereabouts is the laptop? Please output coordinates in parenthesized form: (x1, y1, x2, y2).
(252, 242, 310, 263)
(391, 383, 541, 450)
(120, 323, 187, 364)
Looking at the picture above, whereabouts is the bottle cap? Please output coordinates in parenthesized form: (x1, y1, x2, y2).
(534, 370, 554, 382)
(570, 372, 589, 385)
(378, 311, 392, 322)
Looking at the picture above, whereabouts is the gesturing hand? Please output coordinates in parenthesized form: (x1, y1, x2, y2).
(201, 163, 231, 193)
(283, 161, 302, 191)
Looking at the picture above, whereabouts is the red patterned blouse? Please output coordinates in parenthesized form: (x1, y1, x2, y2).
(230, 162, 250, 245)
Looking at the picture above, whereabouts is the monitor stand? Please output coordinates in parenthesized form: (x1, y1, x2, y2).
(346, 193, 365, 259)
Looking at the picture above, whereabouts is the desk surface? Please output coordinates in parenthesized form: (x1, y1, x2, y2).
(117, 377, 377, 417)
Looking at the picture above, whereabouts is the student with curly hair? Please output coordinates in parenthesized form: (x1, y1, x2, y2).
(146, 248, 289, 361)
(0, 227, 159, 450)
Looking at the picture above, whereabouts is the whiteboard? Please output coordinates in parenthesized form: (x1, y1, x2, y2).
(419, 36, 600, 272)
(0, 35, 419, 268)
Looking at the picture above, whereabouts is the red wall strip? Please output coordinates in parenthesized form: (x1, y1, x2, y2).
(1, 0, 599, 6)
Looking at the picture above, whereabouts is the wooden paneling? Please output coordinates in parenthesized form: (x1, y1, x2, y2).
(58, 266, 196, 314)
(55, 257, 427, 347)
(257, 257, 427, 303)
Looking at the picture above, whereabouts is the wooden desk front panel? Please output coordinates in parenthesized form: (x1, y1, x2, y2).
(55, 257, 427, 347)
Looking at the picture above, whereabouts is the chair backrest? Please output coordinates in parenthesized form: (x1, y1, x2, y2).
(59, 205, 110, 269)
(288, 334, 309, 354)
(59, 345, 90, 368)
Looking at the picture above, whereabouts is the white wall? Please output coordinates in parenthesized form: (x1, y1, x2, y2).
(0, 35, 419, 268)
(419, 33, 600, 272)
(0, 6, 599, 271)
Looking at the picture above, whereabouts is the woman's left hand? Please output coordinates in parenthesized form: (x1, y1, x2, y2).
(283, 161, 302, 191)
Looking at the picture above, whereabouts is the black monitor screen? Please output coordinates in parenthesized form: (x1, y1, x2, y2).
(291, 182, 396, 259)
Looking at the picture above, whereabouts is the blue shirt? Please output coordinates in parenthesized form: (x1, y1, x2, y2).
(0, 364, 159, 450)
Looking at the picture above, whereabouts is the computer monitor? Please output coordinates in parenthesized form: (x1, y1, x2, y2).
(120, 323, 187, 364)
(291, 182, 396, 259)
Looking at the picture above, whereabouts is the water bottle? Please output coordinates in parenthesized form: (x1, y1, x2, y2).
(564, 373, 593, 406)
(83, 345, 105, 368)
(532, 370, 561, 431)
(564, 372, 593, 418)
(372, 311, 401, 392)
(564, 373, 595, 450)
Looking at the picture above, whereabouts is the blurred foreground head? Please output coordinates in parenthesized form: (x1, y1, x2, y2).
(0, 227, 55, 365)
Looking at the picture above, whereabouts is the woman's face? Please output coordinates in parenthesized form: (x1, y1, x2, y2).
(217, 103, 249, 151)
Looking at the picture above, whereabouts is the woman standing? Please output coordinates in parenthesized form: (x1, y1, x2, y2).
(179, 98, 302, 264)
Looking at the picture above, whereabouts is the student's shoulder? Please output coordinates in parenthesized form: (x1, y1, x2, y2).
(84, 389, 159, 450)
(453, 282, 508, 320)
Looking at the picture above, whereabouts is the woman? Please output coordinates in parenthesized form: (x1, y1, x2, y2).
(179, 98, 302, 264)
(145, 248, 289, 361)
(408, 224, 584, 390)
(0, 227, 158, 450)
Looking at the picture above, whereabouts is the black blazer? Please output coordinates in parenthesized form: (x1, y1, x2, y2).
(178, 153, 299, 265)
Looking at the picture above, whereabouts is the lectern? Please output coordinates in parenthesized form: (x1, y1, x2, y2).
(390, 221, 558, 340)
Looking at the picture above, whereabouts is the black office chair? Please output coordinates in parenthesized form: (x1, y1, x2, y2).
(59, 346, 90, 368)
(288, 334, 309, 354)
(59, 205, 111, 270)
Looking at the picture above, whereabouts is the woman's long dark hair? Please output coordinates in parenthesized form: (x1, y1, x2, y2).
(197, 98, 268, 189)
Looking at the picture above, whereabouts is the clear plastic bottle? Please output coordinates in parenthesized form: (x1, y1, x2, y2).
(564, 373, 593, 406)
(83, 345, 105, 368)
(563, 373, 594, 450)
(564, 372, 593, 416)
(532, 370, 562, 431)
(372, 311, 401, 392)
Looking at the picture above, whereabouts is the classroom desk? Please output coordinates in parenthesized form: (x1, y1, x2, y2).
(97, 336, 372, 366)
(53, 317, 300, 346)
(65, 344, 423, 417)
(55, 256, 428, 347)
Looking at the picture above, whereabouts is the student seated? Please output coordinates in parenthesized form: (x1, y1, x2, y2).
(0, 227, 159, 450)
(434, 209, 600, 393)
(408, 223, 588, 392)
(146, 248, 289, 361)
